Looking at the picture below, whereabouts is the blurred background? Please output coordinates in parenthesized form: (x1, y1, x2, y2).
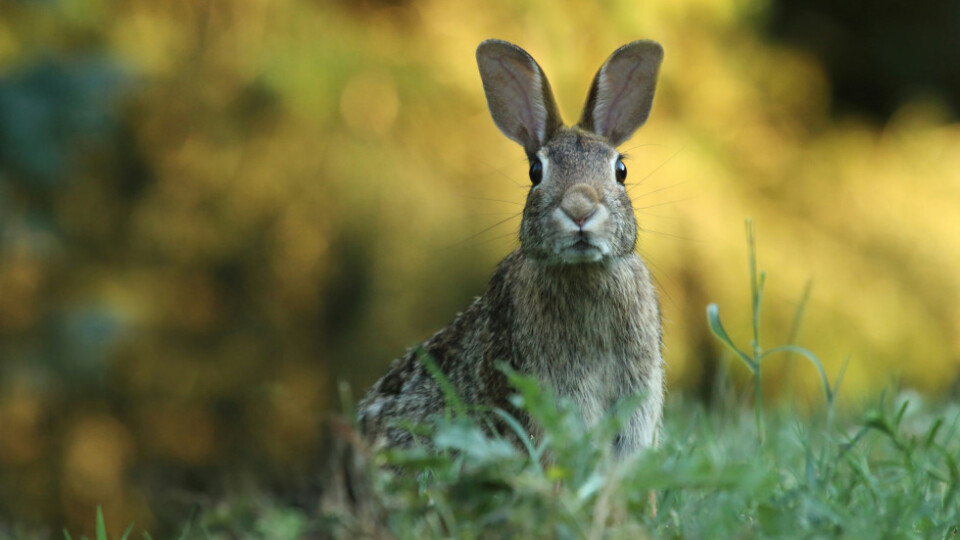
(0, 0, 958, 535)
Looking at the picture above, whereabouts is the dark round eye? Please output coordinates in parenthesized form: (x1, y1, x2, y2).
(529, 159, 543, 185)
(615, 158, 627, 183)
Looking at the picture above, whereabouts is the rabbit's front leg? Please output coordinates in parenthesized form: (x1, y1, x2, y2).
(612, 367, 663, 458)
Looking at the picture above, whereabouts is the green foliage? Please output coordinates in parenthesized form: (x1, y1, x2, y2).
(63, 501, 309, 540)
(61, 506, 133, 540)
(134, 380, 955, 539)
(346, 377, 959, 538)
(62, 241, 960, 538)
(707, 219, 845, 443)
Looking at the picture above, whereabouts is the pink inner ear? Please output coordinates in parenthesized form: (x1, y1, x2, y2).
(497, 56, 543, 145)
(597, 59, 645, 140)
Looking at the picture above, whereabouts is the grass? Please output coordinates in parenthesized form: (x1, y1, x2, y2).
(63, 390, 960, 539)
(707, 219, 845, 444)
(64, 223, 960, 539)
(353, 380, 960, 539)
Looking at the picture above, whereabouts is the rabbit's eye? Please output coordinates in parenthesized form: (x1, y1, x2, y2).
(529, 159, 543, 185)
(615, 158, 627, 183)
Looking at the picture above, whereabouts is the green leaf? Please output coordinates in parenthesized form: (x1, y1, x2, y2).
(96, 507, 107, 540)
(576, 470, 606, 501)
(925, 418, 944, 448)
(417, 347, 467, 418)
(787, 280, 813, 348)
(706, 303, 755, 371)
(493, 407, 542, 468)
(433, 419, 517, 462)
(938, 445, 960, 510)
(760, 345, 832, 402)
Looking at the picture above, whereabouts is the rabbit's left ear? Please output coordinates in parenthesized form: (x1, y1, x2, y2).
(477, 40, 563, 154)
(578, 41, 663, 146)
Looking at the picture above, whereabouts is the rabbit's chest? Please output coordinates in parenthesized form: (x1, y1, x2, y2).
(542, 348, 625, 426)
(508, 257, 662, 426)
(519, 302, 654, 424)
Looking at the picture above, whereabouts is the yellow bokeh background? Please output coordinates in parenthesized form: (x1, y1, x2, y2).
(0, 0, 957, 534)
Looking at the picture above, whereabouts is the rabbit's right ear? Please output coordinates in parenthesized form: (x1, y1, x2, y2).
(476, 40, 563, 154)
(578, 41, 663, 146)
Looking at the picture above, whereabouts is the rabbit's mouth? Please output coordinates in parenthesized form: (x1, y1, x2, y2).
(572, 239, 594, 250)
(558, 238, 606, 264)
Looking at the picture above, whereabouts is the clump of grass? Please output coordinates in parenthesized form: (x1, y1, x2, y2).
(63, 501, 309, 540)
(62, 507, 132, 540)
(69, 385, 960, 538)
(367, 374, 960, 538)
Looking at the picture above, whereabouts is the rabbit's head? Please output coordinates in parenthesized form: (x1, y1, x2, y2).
(477, 40, 663, 265)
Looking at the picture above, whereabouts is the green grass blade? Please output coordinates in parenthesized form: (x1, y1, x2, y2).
(97, 505, 107, 540)
(706, 303, 755, 371)
(63, 529, 73, 540)
(938, 445, 960, 510)
(746, 219, 761, 355)
(753, 270, 766, 357)
(120, 523, 134, 540)
(416, 346, 467, 418)
(832, 357, 850, 404)
(493, 407, 542, 469)
(338, 380, 355, 420)
(925, 418, 944, 448)
(787, 279, 813, 346)
(96, 507, 107, 540)
(176, 506, 195, 540)
(760, 345, 832, 402)
(895, 399, 909, 430)
(782, 279, 813, 379)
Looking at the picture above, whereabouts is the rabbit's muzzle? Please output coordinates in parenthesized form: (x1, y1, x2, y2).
(550, 183, 613, 263)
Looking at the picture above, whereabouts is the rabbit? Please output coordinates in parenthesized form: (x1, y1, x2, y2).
(357, 39, 665, 458)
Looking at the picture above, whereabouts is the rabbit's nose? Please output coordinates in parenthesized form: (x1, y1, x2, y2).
(561, 184, 601, 227)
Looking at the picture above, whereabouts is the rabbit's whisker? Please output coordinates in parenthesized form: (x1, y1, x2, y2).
(441, 213, 522, 250)
(636, 196, 698, 210)
(466, 196, 524, 207)
(479, 158, 528, 188)
(634, 246, 678, 308)
(625, 146, 685, 192)
(636, 210, 682, 220)
(628, 180, 689, 199)
(641, 228, 695, 242)
(467, 231, 521, 248)
(620, 143, 672, 153)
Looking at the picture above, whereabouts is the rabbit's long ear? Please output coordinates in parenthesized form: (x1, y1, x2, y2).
(476, 40, 563, 154)
(578, 41, 663, 146)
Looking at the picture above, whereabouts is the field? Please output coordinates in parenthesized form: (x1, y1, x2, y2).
(60, 235, 960, 539)
(65, 381, 960, 539)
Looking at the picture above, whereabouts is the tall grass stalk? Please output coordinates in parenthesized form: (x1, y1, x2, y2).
(706, 219, 841, 443)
